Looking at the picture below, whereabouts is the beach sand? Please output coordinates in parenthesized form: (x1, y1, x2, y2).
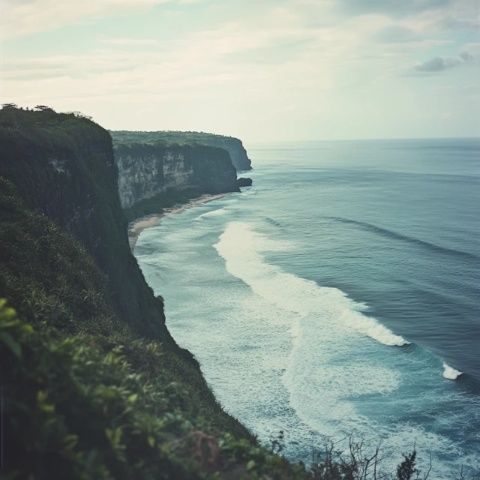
(128, 193, 226, 250)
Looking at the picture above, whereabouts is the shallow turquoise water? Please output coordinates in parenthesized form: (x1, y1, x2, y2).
(135, 139, 480, 477)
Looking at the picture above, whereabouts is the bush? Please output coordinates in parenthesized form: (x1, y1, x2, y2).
(0, 300, 309, 479)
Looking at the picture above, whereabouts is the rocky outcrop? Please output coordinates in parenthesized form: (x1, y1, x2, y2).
(111, 130, 252, 171)
(200, 135, 252, 171)
(237, 177, 253, 187)
(114, 142, 239, 209)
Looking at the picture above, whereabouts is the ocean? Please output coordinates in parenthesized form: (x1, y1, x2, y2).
(134, 138, 480, 478)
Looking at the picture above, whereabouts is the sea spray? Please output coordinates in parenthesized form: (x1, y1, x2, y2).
(443, 362, 463, 380)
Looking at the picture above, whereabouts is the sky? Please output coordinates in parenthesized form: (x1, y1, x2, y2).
(0, 0, 479, 142)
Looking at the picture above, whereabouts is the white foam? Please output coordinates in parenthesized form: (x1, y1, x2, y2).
(196, 208, 228, 220)
(213, 222, 418, 461)
(443, 362, 463, 380)
(214, 222, 409, 347)
(138, 218, 479, 479)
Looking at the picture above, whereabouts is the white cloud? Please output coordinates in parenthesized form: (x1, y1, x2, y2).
(0, 0, 174, 39)
(99, 37, 161, 47)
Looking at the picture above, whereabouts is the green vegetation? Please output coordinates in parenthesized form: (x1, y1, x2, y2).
(0, 300, 306, 479)
(111, 130, 252, 171)
(0, 178, 118, 336)
(112, 130, 240, 146)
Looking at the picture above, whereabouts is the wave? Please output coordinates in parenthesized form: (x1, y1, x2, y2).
(214, 222, 408, 347)
(443, 362, 463, 380)
(325, 217, 479, 262)
(196, 208, 228, 220)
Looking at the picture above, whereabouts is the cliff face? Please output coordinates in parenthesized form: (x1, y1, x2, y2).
(111, 130, 252, 171)
(115, 142, 239, 209)
(0, 107, 169, 340)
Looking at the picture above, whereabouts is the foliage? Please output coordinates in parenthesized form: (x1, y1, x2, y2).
(309, 439, 435, 480)
(0, 300, 307, 479)
(111, 130, 241, 147)
(397, 451, 418, 480)
(0, 178, 117, 335)
(111, 129, 252, 171)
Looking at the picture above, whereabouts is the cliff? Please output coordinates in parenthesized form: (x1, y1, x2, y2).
(0, 106, 169, 340)
(0, 106, 307, 479)
(114, 142, 239, 210)
(111, 130, 252, 171)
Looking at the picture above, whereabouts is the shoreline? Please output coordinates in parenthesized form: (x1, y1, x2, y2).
(128, 193, 226, 250)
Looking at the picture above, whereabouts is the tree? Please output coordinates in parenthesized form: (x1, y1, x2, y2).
(397, 451, 417, 480)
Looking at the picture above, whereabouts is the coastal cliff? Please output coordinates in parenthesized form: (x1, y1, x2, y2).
(114, 142, 239, 210)
(112, 130, 252, 171)
(0, 106, 168, 340)
(0, 106, 306, 479)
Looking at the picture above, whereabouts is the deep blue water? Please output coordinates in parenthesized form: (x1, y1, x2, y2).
(135, 139, 480, 478)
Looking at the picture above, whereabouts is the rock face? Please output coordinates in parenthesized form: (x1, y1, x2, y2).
(111, 130, 252, 171)
(114, 142, 240, 209)
(237, 177, 253, 187)
(201, 135, 252, 171)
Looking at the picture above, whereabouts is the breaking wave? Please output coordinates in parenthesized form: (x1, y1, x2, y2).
(214, 222, 408, 347)
(196, 208, 228, 220)
(443, 362, 463, 380)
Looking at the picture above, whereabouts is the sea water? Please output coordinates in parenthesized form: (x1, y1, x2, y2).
(135, 138, 480, 477)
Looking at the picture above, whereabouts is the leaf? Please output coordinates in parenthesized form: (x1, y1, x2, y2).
(105, 427, 123, 447)
(0, 332, 22, 358)
(37, 390, 48, 403)
(36, 390, 55, 413)
(63, 434, 78, 450)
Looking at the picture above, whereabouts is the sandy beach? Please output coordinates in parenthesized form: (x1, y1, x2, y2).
(128, 193, 226, 250)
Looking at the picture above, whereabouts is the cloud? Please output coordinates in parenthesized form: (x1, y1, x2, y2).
(414, 50, 479, 72)
(100, 37, 161, 47)
(416, 56, 460, 71)
(440, 0, 480, 29)
(443, 17, 480, 29)
(0, 0, 177, 39)
(226, 39, 313, 65)
(337, 0, 452, 16)
(2, 0, 479, 140)
(373, 26, 419, 43)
